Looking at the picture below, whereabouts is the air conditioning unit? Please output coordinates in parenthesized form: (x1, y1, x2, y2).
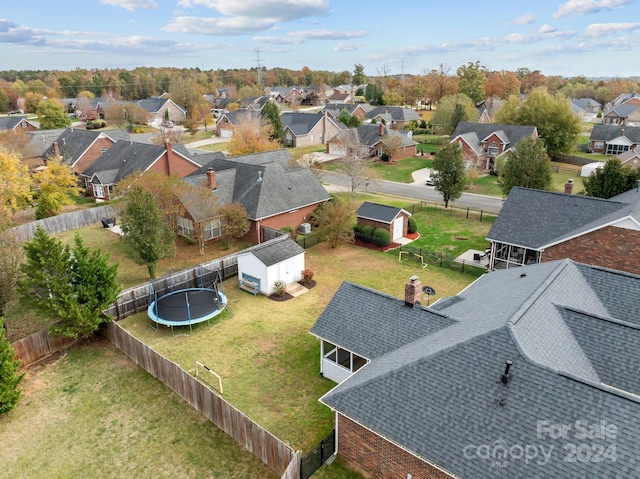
(300, 223, 311, 234)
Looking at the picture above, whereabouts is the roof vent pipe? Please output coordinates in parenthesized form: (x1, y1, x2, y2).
(500, 360, 513, 385)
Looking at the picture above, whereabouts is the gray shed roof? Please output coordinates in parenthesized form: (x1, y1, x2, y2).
(241, 237, 304, 267)
(317, 259, 640, 478)
(356, 201, 410, 224)
(486, 187, 636, 249)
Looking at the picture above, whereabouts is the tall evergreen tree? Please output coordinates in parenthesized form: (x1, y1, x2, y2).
(0, 317, 24, 414)
(260, 100, 283, 141)
(582, 159, 640, 199)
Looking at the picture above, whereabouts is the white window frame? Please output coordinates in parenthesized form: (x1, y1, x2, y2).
(177, 216, 194, 238)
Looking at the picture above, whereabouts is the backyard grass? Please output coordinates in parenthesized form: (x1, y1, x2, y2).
(195, 141, 230, 152)
(0, 337, 278, 479)
(287, 144, 327, 160)
(4, 193, 492, 479)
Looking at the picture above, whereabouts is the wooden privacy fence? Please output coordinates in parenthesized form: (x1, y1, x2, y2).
(11, 328, 78, 367)
(11, 204, 117, 241)
(103, 322, 296, 476)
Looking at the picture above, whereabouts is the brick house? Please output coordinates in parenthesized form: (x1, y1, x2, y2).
(450, 122, 538, 171)
(79, 140, 200, 200)
(41, 128, 131, 174)
(589, 124, 640, 155)
(356, 201, 411, 243)
(365, 106, 421, 130)
(182, 149, 330, 244)
(486, 186, 640, 274)
(0, 115, 37, 132)
(322, 103, 372, 123)
(311, 263, 640, 478)
(327, 123, 417, 161)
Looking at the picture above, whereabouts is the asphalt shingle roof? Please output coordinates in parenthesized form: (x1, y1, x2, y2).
(41, 128, 129, 166)
(366, 106, 421, 122)
(81, 140, 166, 184)
(486, 187, 635, 248)
(242, 237, 304, 267)
(451, 122, 537, 154)
(316, 259, 640, 478)
(590, 124, 640, 143)
(356, 201, 409, 224)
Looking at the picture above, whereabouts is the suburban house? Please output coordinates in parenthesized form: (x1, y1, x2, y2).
(618, 147, 640, 168)
(183, 149, 330, 244)
(356, 201, 411, 242)
(0, 115, 37, 132)
(322, 103, 372, 123)
(133, 97, 188, 125)
(216, 111, 261, 138)
(236, 236, 305, 295)
(266, 86, 303, 105)
(281, 112, 344, 147)
(326, 91, 354, 105)
(476, 97, 503, 124)
(327, 123, 417, 161)
(570, 98, 602, 122)
(365, 106, 421, 129)
(450, 122, 538, 171)
(310, 261, 640, 478)
(486, 186, 640, 275)
(238, 95, 270, 111)
(588, 124, 640, 155)
(41, 128, 130, 174)
(607, 91, 640, 109)
(79, 140, 201, 200)
(602, 103, 639, 126)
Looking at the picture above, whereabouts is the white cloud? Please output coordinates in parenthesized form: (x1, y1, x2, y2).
(553, 0, 633, 18)
(539, 24, 557, 34)
(332, 42, 362, 52)
(176, 0, 329, 22)
(165, 16, 276, 35)
(584, 21, 640, 36)
(100, 0, 159, 10)
(254, 29, 367, 45)
(512, 14, 536, 25)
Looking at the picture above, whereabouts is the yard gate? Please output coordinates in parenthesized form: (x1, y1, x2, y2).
(300, 429, 336, 479)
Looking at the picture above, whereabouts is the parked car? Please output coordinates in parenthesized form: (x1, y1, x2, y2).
(425, 176, 434, 186)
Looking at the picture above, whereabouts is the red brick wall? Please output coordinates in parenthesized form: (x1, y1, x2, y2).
(149, 147, 199, 178)
(357, 218, 393, 238)
(338, 415, 454, 479)
(73, 137, 115, 174)
(543, 226, 640, 275)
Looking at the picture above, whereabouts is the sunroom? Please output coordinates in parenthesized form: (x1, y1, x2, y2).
(489, 241, 541, 270)
(320, 340, 368, 384)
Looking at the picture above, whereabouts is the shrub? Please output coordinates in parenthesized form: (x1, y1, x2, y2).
(362, 224, 375, 237)
(281, 226, 295, 239)
(407, 217, 418, 234)
(373, 227, 391, 247)
(301, 269, 314, 285)
(85, 122, 94, 129)
(273, 280, 287, 296)
(353, 224, 364, 234)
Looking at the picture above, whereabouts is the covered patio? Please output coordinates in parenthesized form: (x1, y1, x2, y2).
(489, 242, 541, 270)
(320, 340, 367, 384)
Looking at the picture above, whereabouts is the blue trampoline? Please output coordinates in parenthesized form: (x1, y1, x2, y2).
(147, 274, 228, 333)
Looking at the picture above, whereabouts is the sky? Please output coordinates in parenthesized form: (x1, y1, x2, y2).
(1, 0, 639, 78)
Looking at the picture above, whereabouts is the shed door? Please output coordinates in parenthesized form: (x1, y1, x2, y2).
(392, 217, 404, 241)
(279, 259, 295, 285)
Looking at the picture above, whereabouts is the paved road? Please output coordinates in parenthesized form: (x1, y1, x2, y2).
(318, 170, 505, 214)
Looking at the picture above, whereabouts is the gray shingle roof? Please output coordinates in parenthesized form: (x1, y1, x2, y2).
(241, 237, 304, 267)
(486, 187, 635, 248)
(366, 106, 421, 122)
(281, 112, 323, 136)
(590, 124, 640, 143)
(0, 115, 32, 131)
(317, 259, 640, 478)
(451, 122, 537, 153)
(185, 149, 330, 220)
(604, 103, 639, 118)
(356, 201, 409, 224)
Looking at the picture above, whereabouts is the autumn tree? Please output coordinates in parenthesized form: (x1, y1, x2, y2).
(0, 215, 24, 317)
(227, 112, 281, 156)
(178, 183, 219, 255)
(432, 142, 466, 208)
(430, 94, 478, 135)
(0, 317, 25, 414)
(485, 70, 521, 99)
(456, 61, 487, 104)
(333, 128, 376, 199)
(260, 100, 283, 141)
(119, 186, 176, 279)
(105, 102, 149, 132)
(424, 64, 458, 107)
(0, 147, 33, 217)
(493, 87, 581, 157)
(18, 227, 120, 339)
(36, 99, 71, 129)
(219, 203, 249, 249)
(500, 137, 552, 197)
(32, 157, 79, 219)
(582, 159, 640, 199)
(313, 198, 355, 248)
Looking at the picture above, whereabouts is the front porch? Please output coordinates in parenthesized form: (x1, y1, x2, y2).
(320, 340, 367, 383)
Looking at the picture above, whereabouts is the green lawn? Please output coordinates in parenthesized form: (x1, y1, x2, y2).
(4, 193, 493, 479)
(371, 157, 433, 182)
(195, 141, 230, 152)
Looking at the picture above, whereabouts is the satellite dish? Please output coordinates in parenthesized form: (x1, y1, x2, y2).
(422, 286, 436, 295)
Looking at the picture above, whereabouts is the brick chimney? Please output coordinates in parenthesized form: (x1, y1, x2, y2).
(164, 139, 173, 175)
(207, 167, 217, 190)
(379, 122, 385, 136)
(564, 178, 573, 195)
(53, 141, 60, 157)
(404, 275, 422, 307)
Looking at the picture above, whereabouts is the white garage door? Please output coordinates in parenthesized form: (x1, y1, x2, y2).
(328, 144, 347, 156)
(220, 128, 233, 138)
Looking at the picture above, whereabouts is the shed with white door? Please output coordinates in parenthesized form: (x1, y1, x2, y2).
(356, 201, 412, 242)
(236, 237, 305, 295)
